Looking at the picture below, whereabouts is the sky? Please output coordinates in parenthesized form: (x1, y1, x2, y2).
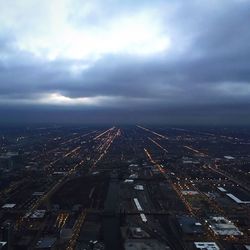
(0, 0, 250, 125)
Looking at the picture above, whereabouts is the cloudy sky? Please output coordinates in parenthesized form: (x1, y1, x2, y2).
(0, 0, 250, 125)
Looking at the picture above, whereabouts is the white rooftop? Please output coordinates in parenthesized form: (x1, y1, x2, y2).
(194, 242, 220, 250)
(209, 216, 243, 236)
(134, 185, 144, 191)
(0, 242, 7, 247)
(124, 179, 134, 183)
(133, 198, 143, 211)
(129, 173, 138, 179)
(224, 156, 235, 160)
(2, 203, 16, 209)
(129, 164, 139, 167)
(25, 210, 46, 219)
(217, 187, 227, 192)
(226, 193, 250, 204)
(140, 213, 147, 223)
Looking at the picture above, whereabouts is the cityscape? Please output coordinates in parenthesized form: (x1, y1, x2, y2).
(0, 125, 249, 249)
(1, 0, 250, 249)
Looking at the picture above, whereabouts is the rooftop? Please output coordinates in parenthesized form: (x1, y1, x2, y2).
(178, 216, 204, 235)
(194, 242, 220, 250)
(124, 239, 170, 250)
(2, 203, 16, 209)
(35, 237, 56, 249)
(208, 216, 243, 236)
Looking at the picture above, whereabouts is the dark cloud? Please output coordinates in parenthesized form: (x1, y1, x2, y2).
(0, 0, 250, 125)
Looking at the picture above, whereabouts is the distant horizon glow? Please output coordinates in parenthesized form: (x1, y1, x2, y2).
(40, 93, 99, 105)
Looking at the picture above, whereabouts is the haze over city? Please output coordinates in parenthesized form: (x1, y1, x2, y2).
(1, 0, 250, 125)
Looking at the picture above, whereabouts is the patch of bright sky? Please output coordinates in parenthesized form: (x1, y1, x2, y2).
(0, 0, 171, 62)
(215, 82, 250, 96)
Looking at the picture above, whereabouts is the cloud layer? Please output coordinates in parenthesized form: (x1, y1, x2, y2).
(0, 0, 250, 124)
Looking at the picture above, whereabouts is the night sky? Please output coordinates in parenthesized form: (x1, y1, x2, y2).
(0, 0, 250, 125)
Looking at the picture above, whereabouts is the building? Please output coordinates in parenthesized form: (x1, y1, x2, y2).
(0, 221, 13, 250)
(194, 242, 220, 250)
(0, 242, 7, 250)
(177, 216, 204, 236)
(35, 237, 57, 250)
(124, 239, 171, 250)
(207, 217, 243, 236)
